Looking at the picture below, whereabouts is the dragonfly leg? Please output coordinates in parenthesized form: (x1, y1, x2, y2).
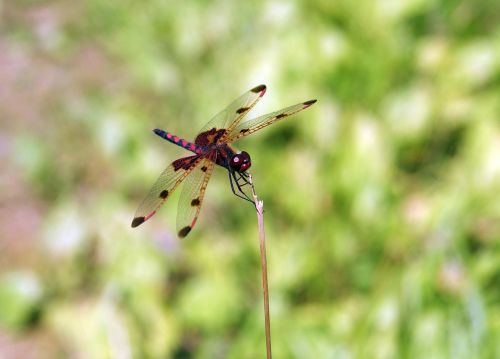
(223, 156, 254, 204)
(226, 168, 254, 204)
(232, 171, 255, 204)
(232, 173, 255, 204)
(235, 172, 251, 188)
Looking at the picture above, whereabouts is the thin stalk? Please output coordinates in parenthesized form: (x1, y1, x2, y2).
(248, 174, 272, 359)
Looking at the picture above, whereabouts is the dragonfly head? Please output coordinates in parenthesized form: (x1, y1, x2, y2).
(230, 151, 251, 172)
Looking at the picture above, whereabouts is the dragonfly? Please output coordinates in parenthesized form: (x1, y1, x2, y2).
(132, 84, 316, 237)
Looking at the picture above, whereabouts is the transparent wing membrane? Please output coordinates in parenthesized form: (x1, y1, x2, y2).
(227, 100, 316, 142)
(175, 157, 215, 238)
(131, 155, 203, 228)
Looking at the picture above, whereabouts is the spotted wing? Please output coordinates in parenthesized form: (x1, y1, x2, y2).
(226, 100, 317, 143)
(131, 155, 203, 228)
(176, 156, 215, 238)
(195, 84, 267, 147)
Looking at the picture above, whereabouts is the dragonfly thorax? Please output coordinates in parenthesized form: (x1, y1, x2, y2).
(230, 151, 251, 173)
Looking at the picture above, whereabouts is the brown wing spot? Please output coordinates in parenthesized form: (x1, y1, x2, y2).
(276, 113, 287, 119)
(173, 156, 199, 171)
(251, 84, 266, 93)
(191, 198, 200, 207)
(159, 190, 169, 199)
(303, 99, 317, 107)
(195, 128, 227, 146)
(131, 217, 145, 228)
(178, 226, 192, 238)
(239, 128, 249, 134)
(236, 107, 249, 114)
(201, 166, 208, 172)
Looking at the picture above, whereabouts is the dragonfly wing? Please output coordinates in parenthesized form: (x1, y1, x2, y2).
(226, 100, 317, 143)
(131, 155, 203, 228)
(195, 84, 267, 146)
(176, 156, 215, 238)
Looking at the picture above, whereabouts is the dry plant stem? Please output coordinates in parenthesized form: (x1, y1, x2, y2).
(248, 174, 272, 359)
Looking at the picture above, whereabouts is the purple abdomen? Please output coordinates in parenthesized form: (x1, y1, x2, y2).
(153, 129, 204, 154)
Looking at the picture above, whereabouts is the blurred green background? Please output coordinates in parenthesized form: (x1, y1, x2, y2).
(1, 0, 500, 358)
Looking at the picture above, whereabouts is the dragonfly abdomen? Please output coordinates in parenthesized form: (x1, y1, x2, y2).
(153, 129, 203, 154)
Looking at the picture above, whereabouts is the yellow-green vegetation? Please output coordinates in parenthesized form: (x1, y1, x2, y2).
(1, 0, 499, 358)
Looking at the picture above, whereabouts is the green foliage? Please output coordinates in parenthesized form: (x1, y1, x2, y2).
(1, 0, 499, 357)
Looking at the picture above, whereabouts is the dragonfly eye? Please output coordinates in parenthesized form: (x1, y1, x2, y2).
(230, 151, 251, 172)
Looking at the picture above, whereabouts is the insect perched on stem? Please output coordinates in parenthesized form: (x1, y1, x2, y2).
(132, 85, 316, 237)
